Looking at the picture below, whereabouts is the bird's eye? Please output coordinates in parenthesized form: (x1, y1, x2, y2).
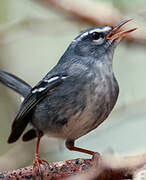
(90, 32, 104, 44)
(91, 32, 101, 40)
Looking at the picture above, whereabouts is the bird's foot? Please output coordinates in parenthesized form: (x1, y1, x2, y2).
(33, 154, 49, 177)
(65, 140, 101, 166)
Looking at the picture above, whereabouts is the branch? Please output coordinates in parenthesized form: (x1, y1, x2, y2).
(1, 152, 146, 179)
(33, 0, 146, 44)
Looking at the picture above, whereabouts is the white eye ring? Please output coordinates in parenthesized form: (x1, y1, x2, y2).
(93, 37, 104, 45)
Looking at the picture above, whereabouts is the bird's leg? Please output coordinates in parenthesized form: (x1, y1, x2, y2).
(65, 139, 100, 162)
(33, 136, 48, 176)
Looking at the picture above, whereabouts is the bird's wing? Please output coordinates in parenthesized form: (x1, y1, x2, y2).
(8, 75, 67, 143)
(0, 70, 31, 97)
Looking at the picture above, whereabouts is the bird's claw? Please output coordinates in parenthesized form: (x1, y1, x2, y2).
(33, 154, 49, 177)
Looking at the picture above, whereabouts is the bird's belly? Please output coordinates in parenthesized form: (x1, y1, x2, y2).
(32, 76, 119, 140)
(61, 77, 119, 140)
(32, 104, 107, 140)
(61, 98, 116, 140)
(60, 107, 107, 140)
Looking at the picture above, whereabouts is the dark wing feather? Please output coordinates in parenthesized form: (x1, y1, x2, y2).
(8, 76, 66, 143)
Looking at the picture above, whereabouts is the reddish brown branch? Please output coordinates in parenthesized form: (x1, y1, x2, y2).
(1, 152, 146, 179)
(35, 0, 122, 25)
(33, 0, 146, 44)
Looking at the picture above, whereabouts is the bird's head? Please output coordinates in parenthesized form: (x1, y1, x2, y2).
(71, 19, 136, 59)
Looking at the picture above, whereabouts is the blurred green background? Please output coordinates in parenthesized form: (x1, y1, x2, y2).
(0, 0, 146, 171)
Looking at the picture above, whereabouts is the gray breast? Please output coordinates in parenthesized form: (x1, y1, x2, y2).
(87, 62, 119, 131)
(63, 62, 119, 140)
(60, 70, 119, 140)
(31, 63, 119, 140)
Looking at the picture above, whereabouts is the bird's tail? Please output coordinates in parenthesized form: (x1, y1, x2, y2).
(0, 70, 31, 97)
(0, 70, 32, 143)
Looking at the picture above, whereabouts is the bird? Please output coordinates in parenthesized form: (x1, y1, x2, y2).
(0, 19, 136, 172)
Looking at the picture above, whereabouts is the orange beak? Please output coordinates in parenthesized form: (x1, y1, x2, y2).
(107, 19, 137, 41)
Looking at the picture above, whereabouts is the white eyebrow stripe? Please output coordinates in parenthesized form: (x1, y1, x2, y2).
(73, 31, 89, 42)
(73, 26, 112, 42)
(80, 31, 88, 38)
(89, 26, 112, 34)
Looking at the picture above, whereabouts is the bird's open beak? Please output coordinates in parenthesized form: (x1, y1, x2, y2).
(106, 19, 137, 41)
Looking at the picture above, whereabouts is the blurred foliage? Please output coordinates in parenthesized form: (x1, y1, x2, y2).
(0, 1, 8, 23)
(93, 0, 146, 12)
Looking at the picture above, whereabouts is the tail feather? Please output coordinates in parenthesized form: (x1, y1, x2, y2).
(0, 70, 31, 97)
(22, 129, 37, 141)
(7, 114, 32, 143)
(0, 70, 33, 143)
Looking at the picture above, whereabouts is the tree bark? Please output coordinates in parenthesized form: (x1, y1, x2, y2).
(1, 152, 146, 179)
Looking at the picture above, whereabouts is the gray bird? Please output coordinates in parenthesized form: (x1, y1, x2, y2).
(0, 19, 136, 169)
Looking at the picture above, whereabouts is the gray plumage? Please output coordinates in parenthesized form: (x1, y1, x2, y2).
(31, 27, 119, 141)
(1, 25, 120, 146)
(33, 52, 119, 140)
